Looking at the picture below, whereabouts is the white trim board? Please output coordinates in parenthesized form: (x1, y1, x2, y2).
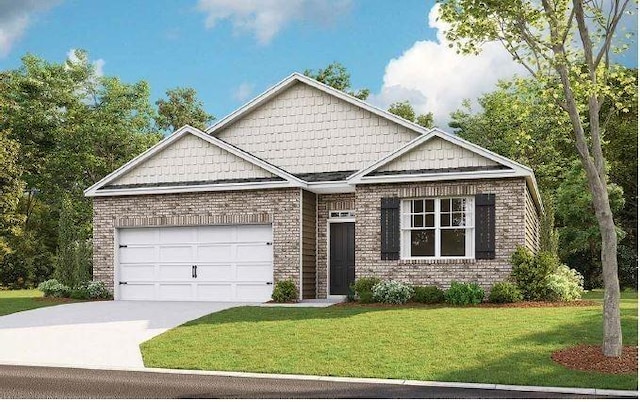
(84, 125, 306, 197)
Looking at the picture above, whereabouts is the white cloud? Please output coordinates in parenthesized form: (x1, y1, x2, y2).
(196, 0, 352, 45)
(368, 4, 526, 128)
(232, 82, 254, 102)
(0, 0, 60, 57)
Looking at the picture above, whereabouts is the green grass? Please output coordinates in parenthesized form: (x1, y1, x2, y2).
(141, 290, 638, 390)
(0, 289, 74, 316)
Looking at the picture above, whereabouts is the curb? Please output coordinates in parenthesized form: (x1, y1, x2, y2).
(0, 361, 636, 397)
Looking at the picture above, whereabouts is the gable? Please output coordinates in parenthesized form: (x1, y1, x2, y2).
(214, 82, 418, 174)
(374, 137, 501, 174)
(108, 133, 276, 187)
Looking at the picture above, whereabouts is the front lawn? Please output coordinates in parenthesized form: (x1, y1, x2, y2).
(0, 289, 75, 316)
(141, 290, 638, 390)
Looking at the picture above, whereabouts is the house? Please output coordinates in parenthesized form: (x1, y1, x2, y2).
(84, 73, 542, 302)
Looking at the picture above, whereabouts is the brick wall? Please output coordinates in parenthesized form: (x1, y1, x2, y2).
(354, 178, 527, 291)
(92, 188, 301, 292)
(316, 193, 355, 298)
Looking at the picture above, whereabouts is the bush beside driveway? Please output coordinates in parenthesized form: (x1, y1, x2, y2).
(141, 291, 638, 390)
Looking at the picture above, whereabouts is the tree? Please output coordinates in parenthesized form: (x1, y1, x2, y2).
(450, 79, 575, 192)
(556, 161, 625, 288)
(0, 131, 25, 261)
(304, 62, 370, 100)
(0, 50, 161, 288)
(155, 87, 214, 132)
(440, 0, 636, 355)
(388, 100, 434, 128)
(450, 73, 637, 290)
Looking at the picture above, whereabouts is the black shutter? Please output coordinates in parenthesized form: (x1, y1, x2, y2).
(380, 197, 400, 260)
(475, 194, 496, 260)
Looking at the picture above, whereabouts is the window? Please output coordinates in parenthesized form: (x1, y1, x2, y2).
(330, 210, 355, 219)
(401, 197, 474, 259)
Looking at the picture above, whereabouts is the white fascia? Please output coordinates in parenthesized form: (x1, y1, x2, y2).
(87, 180, 296, 197)
(351, 169, 525, 185)
(306, 181, 355, 194)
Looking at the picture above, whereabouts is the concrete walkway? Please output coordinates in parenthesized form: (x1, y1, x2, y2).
(261, 297, 346, 308)
(0, 301, 248, 368)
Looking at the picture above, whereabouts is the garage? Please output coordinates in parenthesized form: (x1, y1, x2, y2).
(116, 224, 274, 302)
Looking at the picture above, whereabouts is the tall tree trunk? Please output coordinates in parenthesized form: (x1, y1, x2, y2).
(553, 58, 623, 357)
(593, 192, 622, 356)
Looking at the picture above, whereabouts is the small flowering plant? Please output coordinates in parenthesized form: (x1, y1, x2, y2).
(372, 280, 413, 304)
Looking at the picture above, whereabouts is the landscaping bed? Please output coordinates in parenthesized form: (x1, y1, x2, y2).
(334, 300, 599, 308)
(552, 345, 638, 374)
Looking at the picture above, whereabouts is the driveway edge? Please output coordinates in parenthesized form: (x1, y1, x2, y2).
(0, 361, 636, 397)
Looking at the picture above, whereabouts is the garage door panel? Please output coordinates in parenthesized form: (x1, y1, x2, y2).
(120, 284, 155, 300)
(159, 284, 193, 300)
(159, 227, 195, 243)
(158, 264, 193, 281)
(196, 264, 235, 281)
(236, 284, 273, 302)
(196, 284, 234, 301)
(197, 226, 235, 243)
(236, 264, 273, 282)
(236, 225, 272, 242)
(119, 264, 155, 282)
(120, 246, 155, 264)
(159, 245, 192, 262)
(196, 245, 234, 262)
(237, 244, 272, 262)
(119, 228, 156, 244)
(118, 224, 275, 302)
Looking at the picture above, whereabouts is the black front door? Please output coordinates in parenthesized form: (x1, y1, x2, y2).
(330, 222, 355, 295)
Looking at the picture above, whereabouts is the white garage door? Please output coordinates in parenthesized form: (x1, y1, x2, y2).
(117, 225, 273, 302)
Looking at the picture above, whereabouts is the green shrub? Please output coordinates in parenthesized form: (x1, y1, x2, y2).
(545, 265, 584, 301)
(351, 277, 381, 303)
(271, 279, 298, 303)
(510, 246, 557, 300)
(85, 281, 111, 299)
(372, 280, 413, 304)
(445, 282, 485, 305)
(412, 285, 445, 304)
(488, 282, 523, 303)
(37, 279, 71, 298)
(68, 281, 112, 300)
(70, 287, 90, 300)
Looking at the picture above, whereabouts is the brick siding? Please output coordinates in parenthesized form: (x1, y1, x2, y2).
(354, 178, 527, 292)
(92, 188, 301, 292)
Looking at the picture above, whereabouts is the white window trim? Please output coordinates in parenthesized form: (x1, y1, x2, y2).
(400, 197, 475, 260)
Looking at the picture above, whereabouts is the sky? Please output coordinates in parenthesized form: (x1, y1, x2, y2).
(0, 0, 637, 128)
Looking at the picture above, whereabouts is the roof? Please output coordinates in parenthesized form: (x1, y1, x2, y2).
(294, 171, 357, 182)
(84, 73, 542, 212)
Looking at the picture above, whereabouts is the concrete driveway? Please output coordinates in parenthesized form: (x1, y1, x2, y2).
(0, 301, 248, 369)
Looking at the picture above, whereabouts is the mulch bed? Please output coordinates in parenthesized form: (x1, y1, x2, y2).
(332, 300, 598, 308)
(552, 345, 638, 374)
